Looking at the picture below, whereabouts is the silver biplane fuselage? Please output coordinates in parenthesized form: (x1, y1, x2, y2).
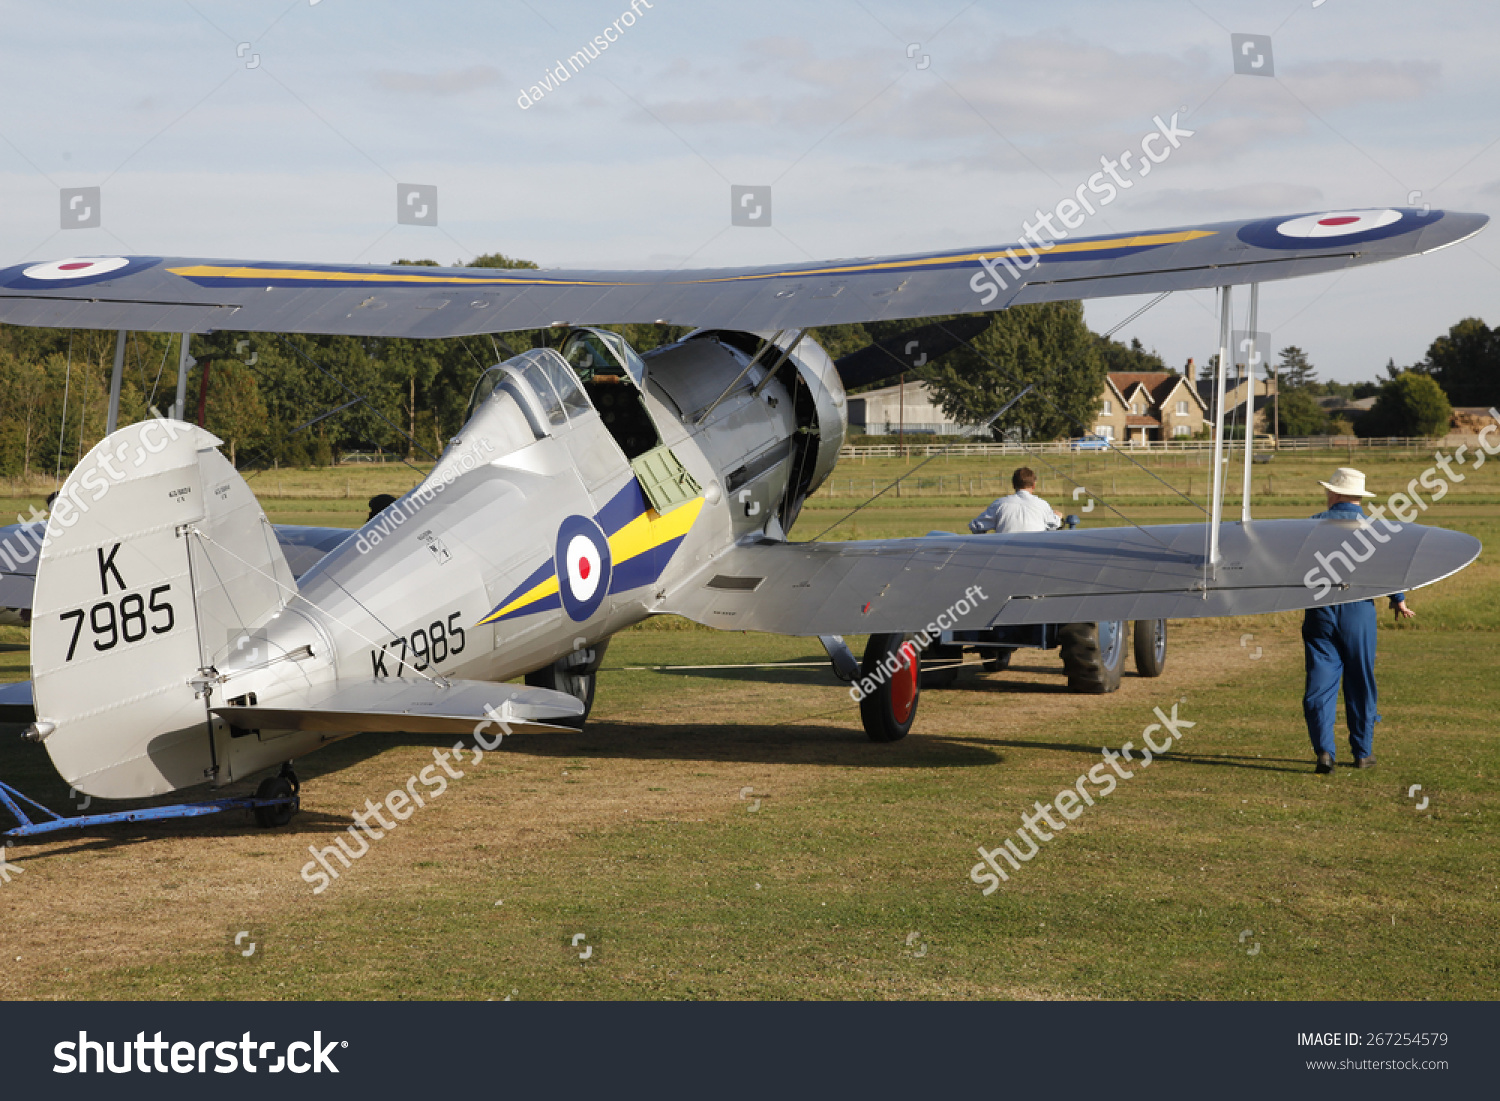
(198, 328, 845, 785)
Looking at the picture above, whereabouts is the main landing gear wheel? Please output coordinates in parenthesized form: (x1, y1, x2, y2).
(1059, 620, 1126, 694)
(1133, 619, 1168, 678)
(525, 640, 609, 729)
(859, 633, 920, 743)
(253, 767, 299, 829)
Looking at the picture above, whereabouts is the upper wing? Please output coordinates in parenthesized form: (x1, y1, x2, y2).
(660, 518, 1480, 635)
(0, 207, 1484, 338)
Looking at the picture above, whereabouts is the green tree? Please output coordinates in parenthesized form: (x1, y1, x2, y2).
(1276, 388, 1330, 437)
(1423, 317, 1497, 405)
(914, 302, 1107, 440)
(1097, 335, 1167, 374)
(468, 251, 540, 270)
(1358, 371, 1452, 438)
(1276, 345, 1316, 391)
(184, 357, 268, 466)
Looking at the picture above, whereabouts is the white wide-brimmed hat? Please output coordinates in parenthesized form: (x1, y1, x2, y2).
(1318, 466, 1376, 498)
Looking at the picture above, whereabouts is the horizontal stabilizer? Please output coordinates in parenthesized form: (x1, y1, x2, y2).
(0, 679, 33, 724)
(213, 678, 585, 737)
(662, 518, 1480, 635)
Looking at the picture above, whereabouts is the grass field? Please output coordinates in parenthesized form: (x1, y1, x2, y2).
(0, 447, 1496, 1000)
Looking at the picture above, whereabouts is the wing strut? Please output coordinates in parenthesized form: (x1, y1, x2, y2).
(1240, 284, 1260, 523)
(105, 329, 126, 433)
(1207, 286, 1232, 573)
(173, 332, 192, 421)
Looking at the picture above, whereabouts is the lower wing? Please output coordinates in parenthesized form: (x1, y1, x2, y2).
(660, 519, 1479, 635)
(212, 678, 583, 736)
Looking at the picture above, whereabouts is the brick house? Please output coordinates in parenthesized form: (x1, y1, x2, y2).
(1093, 372, 1208, 444)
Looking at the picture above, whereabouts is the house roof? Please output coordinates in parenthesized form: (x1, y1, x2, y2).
(1126, 414, 1161, 427)
(1107, 371, 1204, 411)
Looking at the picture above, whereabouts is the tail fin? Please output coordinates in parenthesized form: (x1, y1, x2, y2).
(31, 419, 294, 798)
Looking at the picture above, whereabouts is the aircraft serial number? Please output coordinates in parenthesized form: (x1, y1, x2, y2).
(371, 612, 466, 677)
(59, 585, 175, 661)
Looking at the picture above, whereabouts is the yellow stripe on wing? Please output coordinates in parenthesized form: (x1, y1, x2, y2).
(168, 231, 1216, 292)
(167, 264, 624, 288)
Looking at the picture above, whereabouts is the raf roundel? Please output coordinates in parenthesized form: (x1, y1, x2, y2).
(1274, 209, 1403, 239)
(555, 514, 612, 622)
(21, 257, 132, 281)
(1235, 206, 1442, 251)
(3, 255, 159, 291)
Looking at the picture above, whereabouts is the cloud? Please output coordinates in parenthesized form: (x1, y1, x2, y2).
(1278, 59, 1441, 112)
(371, 65, 504, 96)
(1130, 182, 1326, 218)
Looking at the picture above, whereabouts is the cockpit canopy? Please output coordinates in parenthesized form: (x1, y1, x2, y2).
(464, 347, 592, 443)
(561, 327, 646, 386)
(455, 331, 661, 468)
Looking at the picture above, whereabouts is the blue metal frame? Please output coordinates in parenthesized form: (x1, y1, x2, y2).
(0, 780, 297, 839)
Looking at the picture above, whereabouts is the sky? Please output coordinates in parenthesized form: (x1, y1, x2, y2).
(1, 0, 1496, 383)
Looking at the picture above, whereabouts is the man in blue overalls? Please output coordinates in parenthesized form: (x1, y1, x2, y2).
(1304, 467, 1415, 774)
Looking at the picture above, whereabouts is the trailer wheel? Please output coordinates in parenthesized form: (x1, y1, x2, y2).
(982, 648, 1014, 673)
(1133, 619, 1168, 677)
(859, 633, 920, 743)
(253, 775, 298, 829)
(918, 642, 963, 689)
(1059, 620, 1126, 694)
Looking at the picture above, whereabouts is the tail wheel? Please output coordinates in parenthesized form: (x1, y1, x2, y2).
(1059, 620, 1126, 694)
(918, 642, 963, 689)
(1133, 619, 1168, 677)
(253, 774, 298, 829)
(859, 633, 920, 743)
(524, 641, 608, 729)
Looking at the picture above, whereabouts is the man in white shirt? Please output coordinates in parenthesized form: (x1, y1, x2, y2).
(969, 467, 1064, 534)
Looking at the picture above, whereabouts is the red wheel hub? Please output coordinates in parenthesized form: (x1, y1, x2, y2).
(888, 641, 918, 724)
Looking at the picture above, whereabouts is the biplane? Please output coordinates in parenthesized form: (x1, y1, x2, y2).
(0, 205, 1483, 830)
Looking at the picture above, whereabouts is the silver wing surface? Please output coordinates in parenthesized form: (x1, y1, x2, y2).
(212, 677, 583, 736)
(661, 519, 1480, 635)
(0, 208, 1485, 337)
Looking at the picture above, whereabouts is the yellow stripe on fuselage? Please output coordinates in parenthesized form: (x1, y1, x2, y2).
(476, 497, 706, 626)
(608, 497, 705, 563)
(480, 574, 560, 625)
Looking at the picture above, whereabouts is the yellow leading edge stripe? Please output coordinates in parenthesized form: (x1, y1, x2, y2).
(167, 231, 1215, 290)
(478, 497, 706, 625)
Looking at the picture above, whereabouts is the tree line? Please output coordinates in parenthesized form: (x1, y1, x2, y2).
(1, 259, 1493, 479)
(1240, 318, 1494, 439)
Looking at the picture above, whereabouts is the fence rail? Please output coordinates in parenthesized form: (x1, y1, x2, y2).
(838, 436, 1441, 460)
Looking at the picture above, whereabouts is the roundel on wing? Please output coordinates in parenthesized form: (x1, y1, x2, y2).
(556, 514, 612, 622)
(3, 255, 159, 290)
(1235, 207, 1442, 251)
(22, 257, 132, 281)
(1274, 209, 1403, 239)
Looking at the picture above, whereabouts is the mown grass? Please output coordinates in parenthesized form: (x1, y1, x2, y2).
(0, 446, 1495, 1000)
